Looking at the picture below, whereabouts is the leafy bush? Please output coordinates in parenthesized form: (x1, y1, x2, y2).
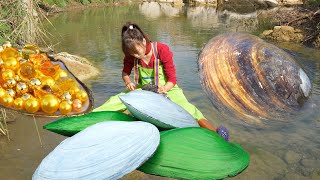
(308, 0, 320, 6)
(42, 0, 68, 7)
(79, 0, 91, 5)
(0, 23, 12, 44)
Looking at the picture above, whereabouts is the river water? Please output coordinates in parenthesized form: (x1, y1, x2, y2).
(1, 2, 319, 180)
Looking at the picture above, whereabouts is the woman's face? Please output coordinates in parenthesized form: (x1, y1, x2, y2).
(130, 38, 147, 59)
(130, 44, 146, 59)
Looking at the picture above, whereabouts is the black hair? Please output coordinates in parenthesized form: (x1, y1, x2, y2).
(121, 22, 151, 56)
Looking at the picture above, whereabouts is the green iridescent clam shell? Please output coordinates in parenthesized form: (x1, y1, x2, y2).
(139, 127, 250, 179)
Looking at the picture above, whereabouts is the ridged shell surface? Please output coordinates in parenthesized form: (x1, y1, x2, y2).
(119, 90, 199, 129)
(33, 121, 160, 180)
(43, 111, 137, 137)
(198, 33, 312, 124)
(139, 127, 250, 179)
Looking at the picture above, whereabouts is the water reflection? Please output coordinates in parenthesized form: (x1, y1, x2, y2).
(139, 2, 183, 19)
(138, 2, 277, 32)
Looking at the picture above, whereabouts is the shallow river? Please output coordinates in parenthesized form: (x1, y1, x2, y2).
(0, 2, 319, 180)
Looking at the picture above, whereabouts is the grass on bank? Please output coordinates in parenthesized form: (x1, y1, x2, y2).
(0, 0, 52, 46)
(0, 108, 10, 140)
(42, 0, 116, 7)
(1, 0, 121, 45)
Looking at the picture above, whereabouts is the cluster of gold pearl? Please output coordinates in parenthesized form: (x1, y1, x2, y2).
(0, 42, 89, 115)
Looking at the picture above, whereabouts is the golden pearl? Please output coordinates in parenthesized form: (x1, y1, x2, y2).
(69, 85, 80, 95)
(1, 94, 14, 107)
(13, 97, 25, 110)
(30, 78, 41, 86)
(41, 94, 60, 114)
(2, 69, 15, 80)
(29, 78, 42, 89)
(18, 62, 36, 80)
(72, 99, 82, 112)
(53, 69, 69, 80)
(59, 100, 72, 115)
(40, 76, 55, 87)
(24, 97, 40, 113)
(4, 57, 19, 71)
(75, 90, 88, 102)
(21, 93, 32, 101)
(6, 78, 16, 88)
(14, 75, 21, 81)
(61, 91, 72, 100)
(0, 88, 6, 98)
(6, 89, 15, 97)
(16, 82, 29, 95)
(1, 47, 18, 61)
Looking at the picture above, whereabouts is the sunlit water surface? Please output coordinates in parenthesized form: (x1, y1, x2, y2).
(1, 3, 319, 180)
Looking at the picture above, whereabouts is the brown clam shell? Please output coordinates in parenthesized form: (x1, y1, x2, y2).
(198, 33, 311, 124)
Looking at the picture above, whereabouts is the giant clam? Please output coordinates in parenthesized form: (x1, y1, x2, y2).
(33, 121, 160, 179)
(198, 33, 312, 124)
(139, 127, 249, 179)
(119, 90, 199, 129)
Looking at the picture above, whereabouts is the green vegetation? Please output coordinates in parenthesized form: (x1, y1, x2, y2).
(308, 0, 320, 6)
(0, 0, 50, 46)
(0, 0, 121, 46)
(42, 0, 68, 7)
(42, 0, 116, 7)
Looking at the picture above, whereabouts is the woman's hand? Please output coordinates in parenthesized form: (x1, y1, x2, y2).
(158, 86, 167, 93)
(158, 82, 174, 93)
(126, 82, 136, 91)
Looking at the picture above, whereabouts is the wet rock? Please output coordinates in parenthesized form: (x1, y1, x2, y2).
(281, 0, 304, 5)
(159, 0, 184, 4)
(314, 35, 320, 49)
(311, 170, 320, 180)
(283, 173, 307, 180)
(52, 52, 100, 82)
(285, 150, 302, 164)
(230, 147, 287, 179)
(262, 30, 273, 36)
(261, 26, 304, 43)
(188, 0, 217, 5)
(301, 159, 319, 168)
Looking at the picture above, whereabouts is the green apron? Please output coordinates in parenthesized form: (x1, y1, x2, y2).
(93, 42, 205, 121)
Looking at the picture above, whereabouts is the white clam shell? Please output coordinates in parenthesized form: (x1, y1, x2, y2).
(33, 121, 160, 180)
(119, 90, 199, 129)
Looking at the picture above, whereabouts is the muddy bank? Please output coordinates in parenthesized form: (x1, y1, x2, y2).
(260, 6, 320, 48)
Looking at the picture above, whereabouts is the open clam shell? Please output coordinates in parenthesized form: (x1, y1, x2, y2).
(139, 127, 250, 179)
(43, 111, 137, 137)
(198, 33, 312, 124)
(33, 121, 160, 180)
(119, 90, 199, 129)
(0, 57, 93, 117)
